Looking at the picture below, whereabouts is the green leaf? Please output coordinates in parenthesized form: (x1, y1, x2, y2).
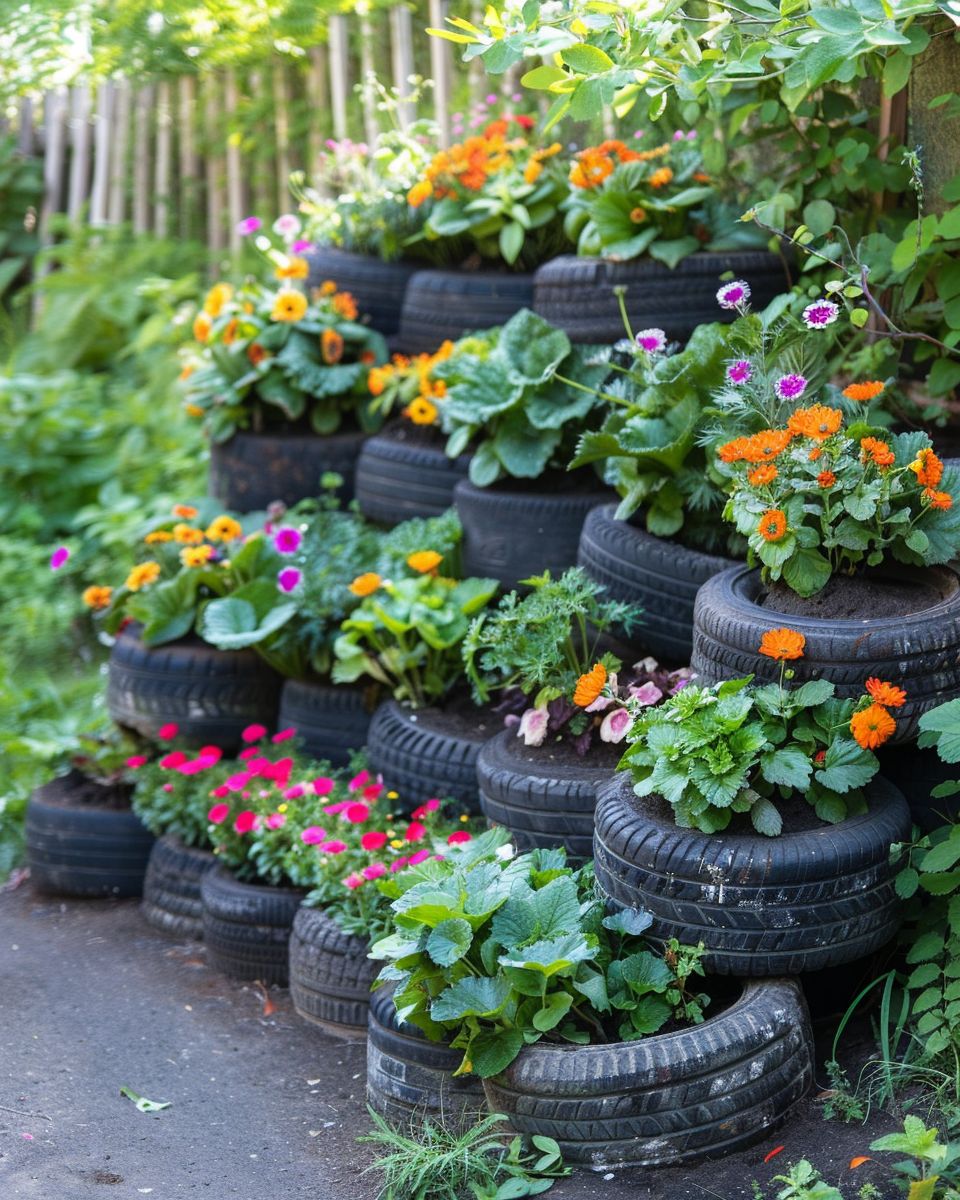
(559, 43, 615, 73)
(119, 1085, 171, 1114)
(491, 409, 561, 479)
(906, 931, 946, 964)
(760, 746, 812, 791)
(803, 199, 837, 237)
(499, 932, 595, 976)
(921, 828, 960, 874)
(431, 976, 512, 1022)
(499, 221, 525, 266)
(532, 991, 573, 1032)
(781, 546, 832, 597)
(498, 310, 570, 385)
(815, 738, 878, 793)
(521, 64, 569, 89)
(469, 1027, 525, 1077)
(426, 918, 474, 967)
(750, 796, 784, 837)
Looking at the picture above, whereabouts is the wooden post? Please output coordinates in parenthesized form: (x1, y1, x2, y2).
(328, 14, 349, 140)
(307, 45, 329, 176)
(468, 2, 485, 107)
(67, 82, 92, 221)
(358, 7, 379, 146)
(132, 85, 152, 234)
(390, 6, 416, 130)
(273, 58, 292, 212)
(178, 75, 200, 239)
(429, 0, 452, 147)
(224, 69, 243, 253)
(89, 81, 114, 226)
(39, 88, 68, 247)
(108, 79, 131, 225)
(17, 96, 35, 156)
(153, 80, 172, 236)
(204, 74, 226, 253)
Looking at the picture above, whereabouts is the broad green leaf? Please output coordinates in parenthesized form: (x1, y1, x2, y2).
(468, 1027, 525, 1077)
(532, 991, 573, 1032)
(431, 975, 512, 1022)
(815, 738, 877, 793)
(426, 918, 473, 966)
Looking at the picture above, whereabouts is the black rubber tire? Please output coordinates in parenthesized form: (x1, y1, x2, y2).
(200, 865, 303, 985)
(367, 985, 486, 1131)
(482, 978, 812, 1169)
(304, 248, 418, 337)
(532, 251, 790, 345)
(208, 429, 365, 513)
(691, 564, 960, 742)
(107, 625, 282, 750)
(594, 772, 911, 976)
(455, 478, 613, 591)
(878, 742, 960, 833)
(277, 678, 374, 769)
(578, 506, 735, 666)
(396, 270, 534, 355)
(26, 772, 154, 898)
(365, 699, 498, 812)
(355, 426, 472, 526)
(477, 730, 617, 859)
(289, 907, 379, 1034)
(141, 834, 217, 939)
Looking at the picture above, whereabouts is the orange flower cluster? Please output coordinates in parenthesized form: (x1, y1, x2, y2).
(850, 677, 906, 750)
(349, 572, 381, 598)
(718, 429, 792, 465)
(573, 662, 608, 707)
(367, 341, 454, 427)
(569, 139, 670, 190)
(909, 447, 944, 488)
(748, 465, 778, 487)
(759, 509, 787, 541)
(408, 124, 528, 206)
(759, 628, 805, 661)
(859, 437, 895, 469)
(786, 405, 843, 442)
(842, 380, 885, 402)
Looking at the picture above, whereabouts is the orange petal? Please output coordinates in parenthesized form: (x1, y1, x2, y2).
(764, 1146, 785, 1164)
(849, 1156, 871, 1169)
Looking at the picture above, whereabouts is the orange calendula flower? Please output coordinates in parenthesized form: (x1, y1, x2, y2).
(523, 160, 543, 185)
(173, 523, 205, 545)
(275, 257, 309, 281)
(759, 628, 805, 661)
(349, 572, 382, 598)
(193, 312, 212, 342)
(759, 509, 788, 541)
(570, 148, 615, 190)
(817, 470, 836, 488)
(649, 166, 674, 188)
(629, 206, 647, 224)
(319, 280, 337, 297)
(271, 290, 309, 322)
(860, 437, 895, 469)
(842, 380, 885, 402)
(925, 488, 953, 510)
(247, 342, 267, 366)
(321, 328, 344, 365)
(909, 447, 944, 488)
(145, 530, 174, 544)
(367, 367, 391, 397)
(403, 396, 439, 426)
(748, 465, 777, 487)
(173, 504, 198, 519)
(407, 180, 433, 207)
(787, 404, 843, 442)
(850, 703, 896, 750)
(331, 291, 358, 320)
(221, 317, 239, 345)
(573, 662, 607, 708)
(865, 678, 907, 709)
(185, 403, 204, 418)
(744, 429, 792, 464)
(809, 448, 822, 462)
(125, 561, 161, 592)
(82, 585, 112, 610)
(206, 515, 243, 543)
(180, 544, 214, 568)
(203, 283, 233, 316)
(718, 437, 751, 464)
(407, 550, 442, 574)
(360, 350, 377, 365)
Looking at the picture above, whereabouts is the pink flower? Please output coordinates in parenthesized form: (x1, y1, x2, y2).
(292, 239, 314, 254)
(361, 831, 388, 851)
(348, 769, 370, 792)
(447, 830, 472, 845)
(50, 546, 70, 570)
(241, 724, 267, 743)
(411, 798, 441, 819)
(802, 299, 839, 329)
(727, 359, 752, 385)
(238, 747, 258, 761)
(211, 785, 229, 798)
(344, 873, 365, 889)
(629, 681, 663, 706)
(600, 707, 634, 744)
(775, 373, 807, 401)
(717, 280, 751, 310)
(198, 745, 223, 763)
(263, 758, 293, 785)
(208, 802, 230, 824)
(389, 857, 408, 873)
(518, 706, 549, 747)
(283, 785, 304, 799)
(408, 848, 431, 865)
(271, 728, 296, 743)
(301, 826, 327, 845)
(162, 783, 174, 793)
(362, 862, 387, 881)
(273, 213, 302, 239)
(363, 782, 384, 802)
(125, 755, 148, 769)
(345, 803, 370, 824)
(225, 772, 251, 792)
(157, 723, 179, 741)
(635, 328, 666, 354)
(322, 839, 347, 854)
(236, 216, 262, 235)
(323, 800, 349, 815)
(405, 821, 426, 843)
(159, 751, 188, 769)
(273, 526, 302, 555)
(177, 758, 211, 775)
(277, 567, 302, 593)
(313, 777, 335, 796)
(266, 812, 286, 830)
(234, 810, 258, 834)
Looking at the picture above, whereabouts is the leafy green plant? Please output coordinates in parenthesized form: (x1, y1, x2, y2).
(0, 135, 42, 303)
(370, 828, 707, 1077)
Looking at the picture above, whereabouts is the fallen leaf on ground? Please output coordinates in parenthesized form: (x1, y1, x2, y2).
(850, 1157, 871, 1169)
(763, 1146, 785, 1163)
(119, 1086, 172, 1114)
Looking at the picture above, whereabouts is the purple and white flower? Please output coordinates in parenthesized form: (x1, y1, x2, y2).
(277, 566, 302, 593)
(518, 706, 549, 747)
(292, 239, 314, 255)
(727, 359, 753, 385)
(273, 526, 302, 555)
(716, 279, 751, 310)
(628, 681, 663, 706)
(273, 214, 302, 240)
(775, 373, 808, 401)
(600, 707, 634, 744)
(236, 216, 262, 236)
(802, 299, 840, 329)
(635, 328, 667, 354)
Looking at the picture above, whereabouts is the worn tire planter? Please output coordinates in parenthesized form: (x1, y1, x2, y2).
(691, 564, 960, 742)
(289, 906, 378, 1034)
(277, 677, 373, 769)
(354, 425, 472, 526)
(578, 506, 735, 665)
(477, 730, 618, 859)
(455, 478, 612, 591)
(141, 834, 217, 939)
(107, 625, 281, 750)
(208, 428, 365, 513)
(200, 865, 303, 985)
(396, 270, 534, 355)
(367, 985, 486, 1131)
(878, 743, 960, 833)
(365, 699, 496, 811)
(532, 251, 789, 345)
(304, 248, 418, 337)
(483, 978, 812, 1169)
(594, 772, 911, 976)
(26, 772, 154, 898)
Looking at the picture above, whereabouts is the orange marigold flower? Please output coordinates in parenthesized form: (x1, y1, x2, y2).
(570, 149, 615, 190)
(407, 550, 442, 574)
(145, 530, 174, 544)
(221, 317, 239, 345)
(809, 448, 822, 462)
(247, 342, 267, 366)
(629, 206, 647, 224)
(573, 662, 607, 708)
(759, 628, 806, 661)
(180, 544, 214, 568)
(319, 280, 337, 297)
(173, 504, 198, 519)
(407, 180, 433, 208)
(206, 515, 243, 543)
(82, 585, 113, 610)
(125, 561, 161, 592)
(321, 328, 344, 365)
(193, 312, 212, 342)
(331, 291, 358, 320)
(909, 447, 944, 488)
(693, 171, 711, 183)
(275, 256, 309, 281)
(523, 160, 543, 185)
(850, 703, 896, 750)
(718, 437, 750, 464)
(367, 367, 391, 397)
(787, 404, 843, 442)
(865, 678, 907, 709)
(203, 283, 232, 317)
(359, 349, 377, 365)
(748, 465, 778, 487)
(649, 166, 674, 188)
(403, 396, 439, 426)
(271, 290, 308, 322)
(173, 523, 205, 545)
(759, 509, 788, 542)
(349, 572, 381, 598)
(842, 380, 885, 402)
(817, 471, 836, 488)
(744, 429, 792, 464)
(925, 488, 953, 510)
(860, 437, 895, 469)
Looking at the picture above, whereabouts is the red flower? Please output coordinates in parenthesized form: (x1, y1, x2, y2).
(157, 723, 179, 740)
(411, 798, 441, 819)
(405, 821, 427, 842)
(363, 783, 384, 801)
(198, 745, 223, 762)
(234, 810, 258, 834)
(447, 831, 472, 845)
(160, 750, 188, 769)
(125, 755, 148, 769)
(313, 776, 335, 796)
(211, 785, 229, 798)
(361, 831, 388, 851)
(514, 114, 535, 130)
(208, 803, 230, 824)
(345, 803, 370, 824)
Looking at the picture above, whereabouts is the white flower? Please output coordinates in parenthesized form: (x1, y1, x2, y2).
(600, 708, 634, 743)
(629, 681, 663, 706)
(517, 706, 549, 747)
(273, 213, 302, 240)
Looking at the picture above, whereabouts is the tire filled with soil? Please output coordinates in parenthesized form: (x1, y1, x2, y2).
(200, 865, 303, 985)
(691, 563, 960, 740)
(482, 977, 813, 1169)
(208, 428, 365, 513)
(277, 678, 374, 769)
(141, 834, 217, 939)
(396, 269, 534, 355)
(289, 906, 379, 1034)
(107, 624, 282, 750)
(304, 248, 419, 338)
(477, 729, 620, 859)
(593, 771, 911, 976)
(578, 506, 736, 665)
(354, 422, 472, 526)
(365, 698, 498, 812)
(26, 770, 155, 898)
(367, 985, 486, 1131)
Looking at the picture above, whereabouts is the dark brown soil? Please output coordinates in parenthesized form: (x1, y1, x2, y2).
(481, 469, 608, 496)
(379, 419, 451, 452)
(36, 769, 133, 812)
(403, 693, 499, 742)
(505, 735, 623, 773)
(762, 571, 948, 619)
(638, 785, 830, 837)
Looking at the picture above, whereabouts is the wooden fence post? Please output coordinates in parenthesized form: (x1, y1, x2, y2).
(390, 6, 417, 130)
(328, 14, 349, 140)
(273, 58, 292, 213)
(39, 88, 68, 247)
(154, 79, 172, 237)
(204, 74, 226, 253)
(429, 0, 452, 146)
(108, 79, 131, 225)
(224, 69, 244, 253)
(358, 7, 379, 146)
(178, 75, 200, 240)
(132, 85, 153, 234)
(17, 96, 35, 156)
(307, 45, 329, 177)
(67, 82, 92, 222)
(89, 81, 114, 226)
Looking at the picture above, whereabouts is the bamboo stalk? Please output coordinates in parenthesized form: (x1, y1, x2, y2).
(17, 96, 35, 156)
(39, 88, 68, 247)
(390, 6, 416, 130)
(178, 75, 200, 240)
(132, 84, 152, 234)
(328, 14, 349, 141)
(273, 58, 292, 213)
(88, 81, 114, 226)
(204, 74, 226, 254)
(67, 82, 92, 221)
(154, 79, 172, 236)
(108, 79, 131, 225)
(429, 0, 452, 147)
(307, 45, 329, 176)
(224, 69, 243, 253)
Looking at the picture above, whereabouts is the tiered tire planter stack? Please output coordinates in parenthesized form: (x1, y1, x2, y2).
(276, 676, 374, 768)
(304, 247, 419, 339)
(141, 835, 217, 939)
(396, 269, 534, 355)
(200, 866, 304, 985)
(289, 906, 379, 1035)
(355, 421, 473, 527)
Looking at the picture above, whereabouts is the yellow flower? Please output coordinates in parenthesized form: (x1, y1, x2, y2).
(390, 838, 404, 849)
(173, 523, 205, 545)
(407, 180, 433, 207)
(349, 572, 382, 597)
(524, 160, 543, 185)
(184, 403, 204, 418)
(319, 280, 337, 296)
(145, 530, 174, 544)
(179, 364, 194, 382)
(180, 544, 214, 568)
(407, 550, 442, 574)
(403, 396, 439, 426)
(387, 791, 398, 800)
(205, 515, 243, 543)
(203, 283, 233, 316)
(271, 290, 309, 322)
(277, 803, 288, 813)
(82, 585, 112, 610)
(275, 257, 309, 280)
(193, 312, 212, 342)
(125, 561, 161, 591)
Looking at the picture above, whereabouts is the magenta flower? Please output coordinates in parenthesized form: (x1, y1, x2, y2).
(283, 785, 304, 799)
(242, 723, 267, 744)
(716, 280, 751, 310)
(345, 803, 370, 824)
(635, 328, 667, 354)
(301, 826, 327, 845)
(238, 747, 258, 761)
(225, 771, 251, 792)
(277, 567, 302, 593)
(272, 727, 296, 743)
(211, 785, 230, 799)
(160, 751, 187, 769)
(361, 831, 388, 851)
(313, 777, 335, 796)
(348, 769, 370, 791)
(727, 360, 753, 385)
(236, 216, 262, 235)
(157, 723, 179, 741)
(776, 373, 808, 401)
(802, 299, 840, 329)
(408, 848, 431, 865)
(265, 812, 286, 830)
(272, 213, 301, 239)
(323, 800, 349, 814)
(50, 546, 70, 570)
(363, 782, 384, 802)
(198, 745, 223, 763)
(234, 809, 258, 834)
(322, 839, 347, 854)
(291, 239, 314, 255)
(344, 873, 365, 889)
(273, 526, 302, 555)
(162, 783, 174, 793)
(389, 857, 409, 873)
(177, 758, 211, 775)
(125, 755, 148, 769)
(405, 821, 426, 843)
(362, 862, 387, 881)
(485, 93, 497, 104)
